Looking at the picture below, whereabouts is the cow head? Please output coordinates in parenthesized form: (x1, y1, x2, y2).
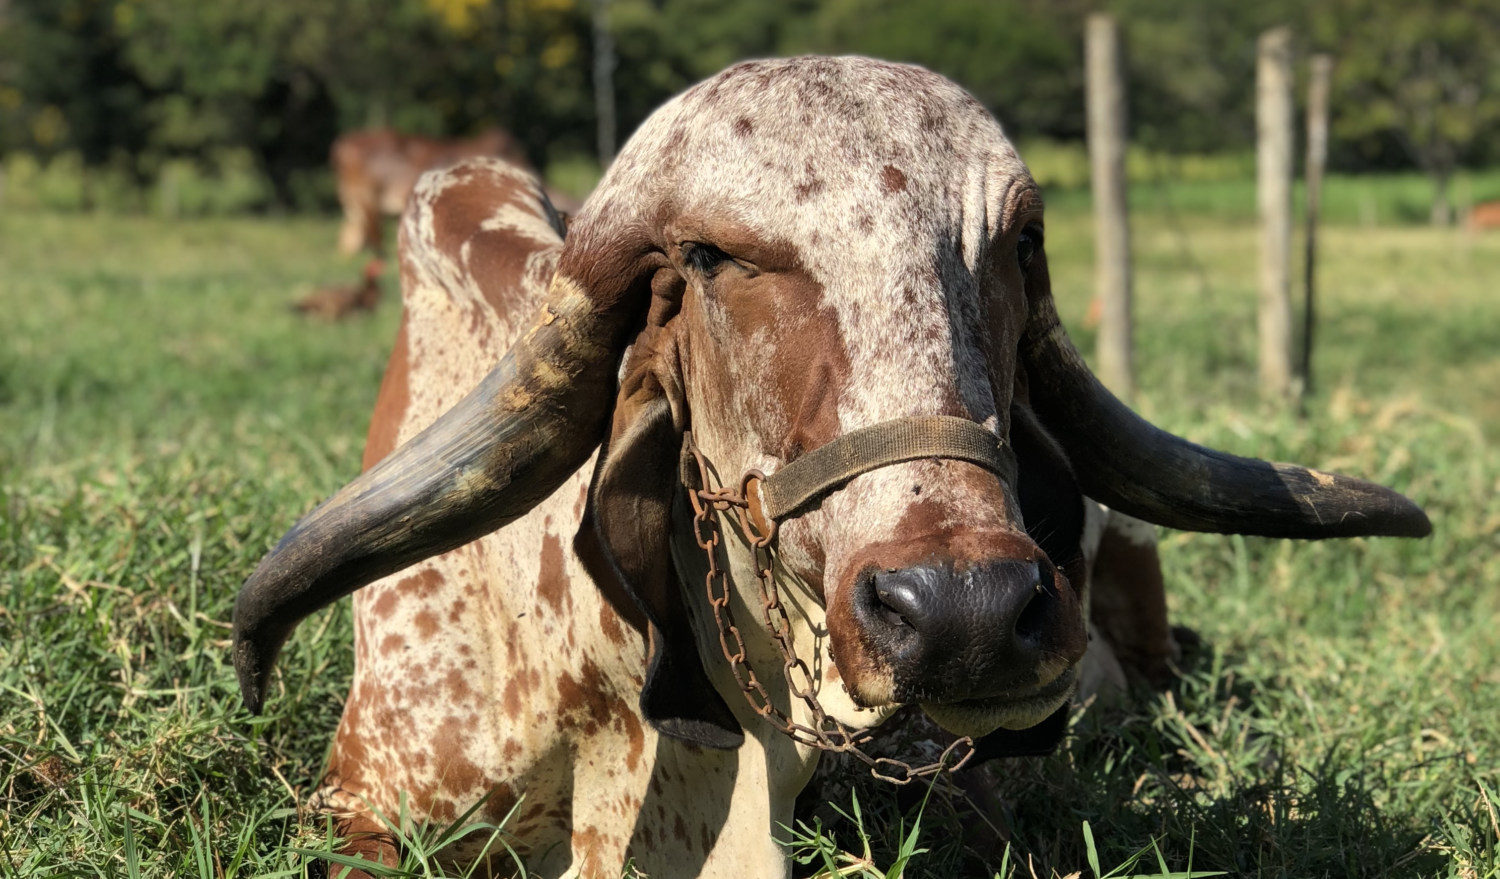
(234, 57, 1429, 752)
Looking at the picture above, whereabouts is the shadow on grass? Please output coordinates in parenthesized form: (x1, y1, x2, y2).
(792, 637, 1452, 878)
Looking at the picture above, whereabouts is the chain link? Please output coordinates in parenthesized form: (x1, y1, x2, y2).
(688, 449, 974, 784)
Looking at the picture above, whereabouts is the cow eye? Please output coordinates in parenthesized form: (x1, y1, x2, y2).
(1016, 226, 1042, 271)
(683, 242, 732, 275)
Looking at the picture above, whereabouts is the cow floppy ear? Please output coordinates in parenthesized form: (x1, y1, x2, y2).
(577, 322, 745, 750)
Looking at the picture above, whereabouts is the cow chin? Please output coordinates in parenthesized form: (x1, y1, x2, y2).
(919, 665, 1079, 738)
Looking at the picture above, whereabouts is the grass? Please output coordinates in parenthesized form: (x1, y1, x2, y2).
(2, 172, 1498, 877)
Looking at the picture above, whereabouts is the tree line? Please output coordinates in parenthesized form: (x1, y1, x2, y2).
(2, 0, 1497, 214)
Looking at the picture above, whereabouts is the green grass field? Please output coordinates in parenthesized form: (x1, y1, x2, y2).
(2, 179, 1498, 877)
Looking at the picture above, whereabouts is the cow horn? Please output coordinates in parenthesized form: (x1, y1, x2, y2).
(232, 276, 633, 713)
(1021, 264, 1431, 539)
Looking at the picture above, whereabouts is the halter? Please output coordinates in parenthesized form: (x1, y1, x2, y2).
(682, 416, 1018, 783)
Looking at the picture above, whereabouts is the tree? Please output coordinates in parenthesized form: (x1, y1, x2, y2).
(1313, 0, 1500, 224)
(787, 0, 1085, 140)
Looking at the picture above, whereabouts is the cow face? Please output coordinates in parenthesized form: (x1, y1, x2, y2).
(567, 58, 1086, 736)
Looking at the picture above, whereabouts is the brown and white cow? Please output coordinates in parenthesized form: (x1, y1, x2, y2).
(332, 127, 532, 257)
(235, 57, 1430, 878)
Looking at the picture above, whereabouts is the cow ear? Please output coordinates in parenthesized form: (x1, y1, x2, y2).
(576, 334, 745, 751)
(1010, 403, 1086, 572)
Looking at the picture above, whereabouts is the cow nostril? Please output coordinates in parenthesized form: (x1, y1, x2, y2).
(1013, 572, 1050, 644)
(866, 570, 918, 630)
(874, 584, 913, 629)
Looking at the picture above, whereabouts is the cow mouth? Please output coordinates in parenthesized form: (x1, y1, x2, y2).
(918, 665, 1078, 738)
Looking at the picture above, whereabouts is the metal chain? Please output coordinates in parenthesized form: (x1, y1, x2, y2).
(687, 449, 974, 784)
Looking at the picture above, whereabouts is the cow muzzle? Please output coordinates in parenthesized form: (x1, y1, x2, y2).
(687, 416, 1076, 745)
(854, 555, 1086, 734)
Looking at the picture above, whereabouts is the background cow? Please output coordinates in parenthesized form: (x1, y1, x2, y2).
(332, 127, 532, 257)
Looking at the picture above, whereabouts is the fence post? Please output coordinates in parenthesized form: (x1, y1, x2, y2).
(1299, 54, 1332, 406)
(1257, 27, 1295, 402)
(592, 0, 617, 166)
(1087, 12, 1134, 401)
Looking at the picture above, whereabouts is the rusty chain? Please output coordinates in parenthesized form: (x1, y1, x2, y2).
(687, 449, 973, 784)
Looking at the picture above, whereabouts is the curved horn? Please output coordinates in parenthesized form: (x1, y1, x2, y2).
(233, 279, 633, 713)
(1021, 262, 1431, 540)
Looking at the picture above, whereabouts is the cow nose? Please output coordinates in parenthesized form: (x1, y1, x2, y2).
(856, 559, 1068, 701)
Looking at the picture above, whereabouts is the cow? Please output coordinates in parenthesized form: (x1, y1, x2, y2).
(1466, 199, 1500, 232)
(234, 57, 1430, 878)
(332, 127, 532, 257)
(291, 258, 385, 321)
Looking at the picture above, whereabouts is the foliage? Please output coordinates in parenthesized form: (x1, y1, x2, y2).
(6, 0, 1500, 215)
(786, 0, 1084, 140)
(1309, 0, 1500, 223)
(3, 175, 1498, 876)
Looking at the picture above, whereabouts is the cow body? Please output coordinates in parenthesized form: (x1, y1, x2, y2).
(236, 57, 1424, 879)
(332, 128, 531, 257)
(1467, 199, 1500, 232)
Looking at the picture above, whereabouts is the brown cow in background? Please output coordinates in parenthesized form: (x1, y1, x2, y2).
(332, 127, 531, 256)
(1465, 199, 1500, 232)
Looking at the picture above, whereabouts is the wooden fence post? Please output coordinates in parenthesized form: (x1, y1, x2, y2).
(1087, 12, 1135, 401)
(1257, 27, 1295, 402)
(1300, 54, 1332, 405)
(592, 0, 617, 166)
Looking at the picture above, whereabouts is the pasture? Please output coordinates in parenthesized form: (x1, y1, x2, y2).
(2, 175, 1498, 877)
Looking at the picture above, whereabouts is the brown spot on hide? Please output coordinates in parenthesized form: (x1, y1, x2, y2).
(443, 668, 474, 702)
(556, 659, 615, 736)
(413, 610, 438, 638)
(881, 164, 907, 193)
(393, 567, 446, 601)
(733, 117, 753, 137)
(794, 158, 825, 203)
(537, 533, 571, 615)
(572, 825, 609, 876)
(329, 812, 401, 874)
(599, 603, 627, 646)
(431, 713, 494, 801)
(371, 589, 398, 620)
(447, 599, 467, 624)
(622, 706, 644, 771)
